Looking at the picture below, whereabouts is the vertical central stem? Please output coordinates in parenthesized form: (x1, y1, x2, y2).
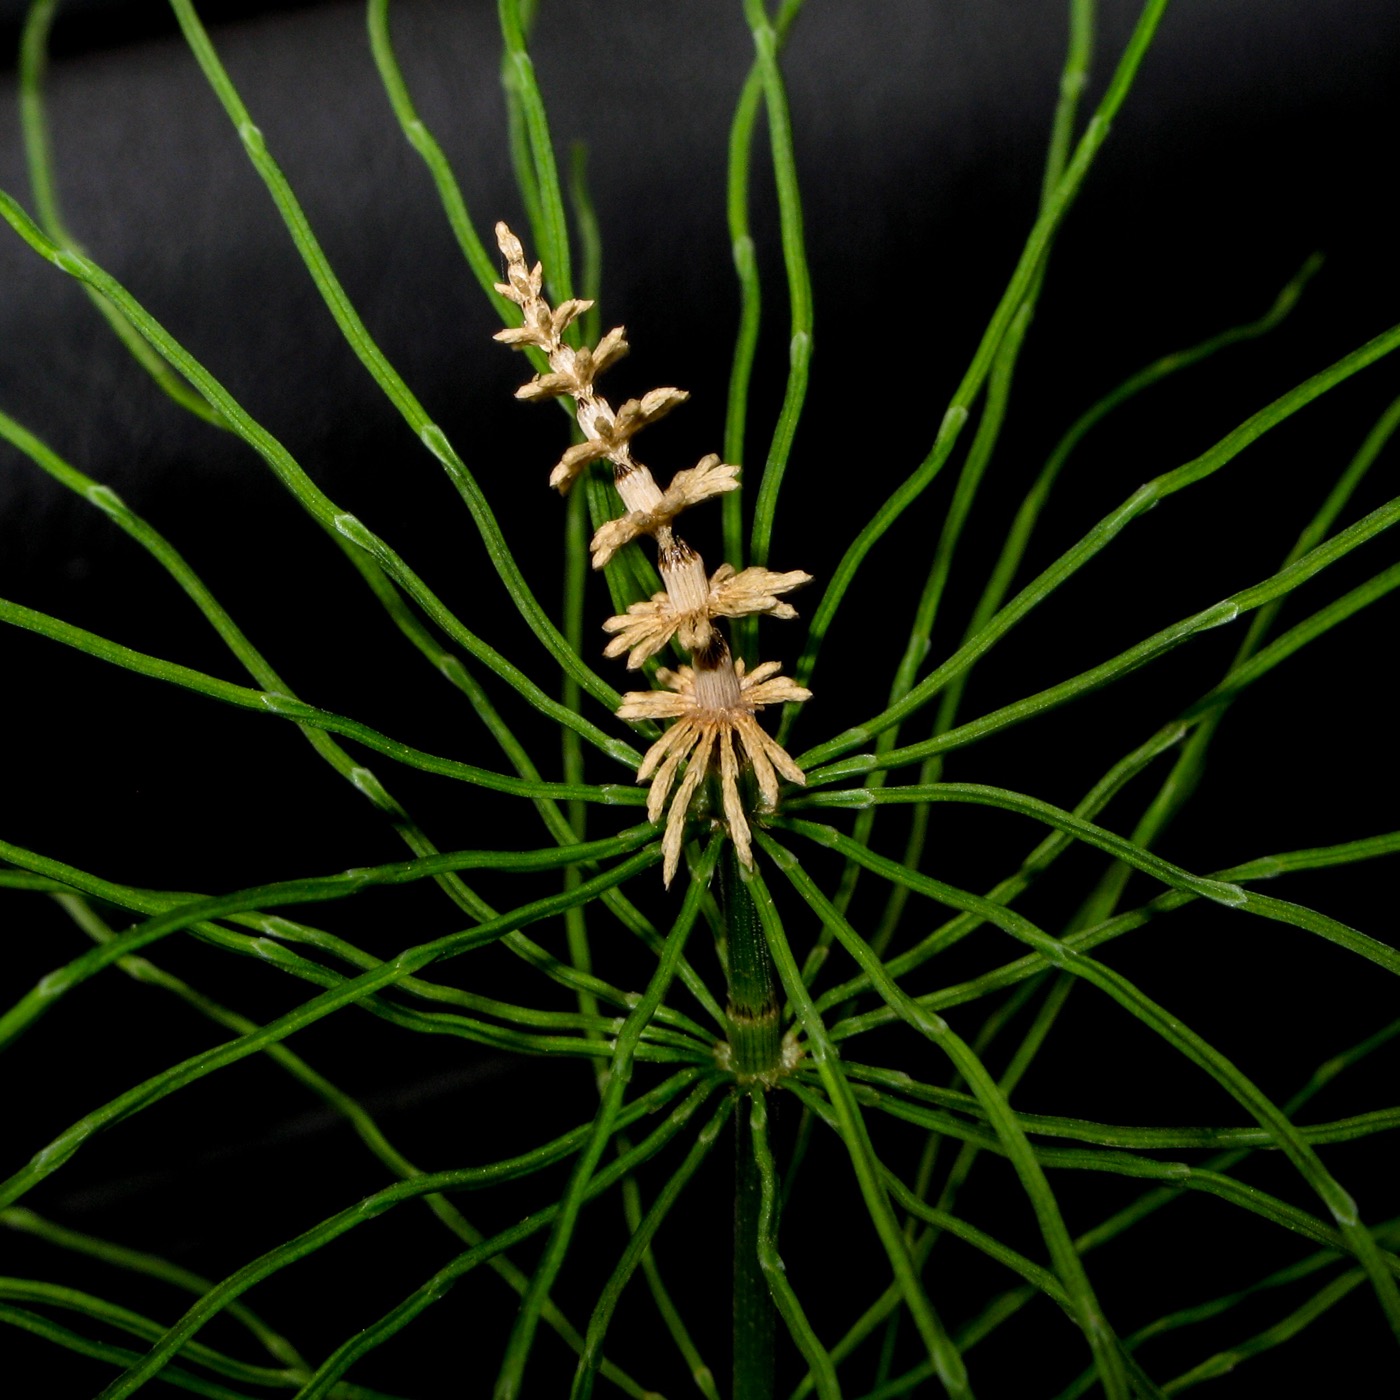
(719, 842, 781, 1397)
(734, 1088, 776, 1400)
(720, 843, 782, 1079)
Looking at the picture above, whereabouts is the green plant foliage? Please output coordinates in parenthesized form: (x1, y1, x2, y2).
(2, 0, 1397, 1395)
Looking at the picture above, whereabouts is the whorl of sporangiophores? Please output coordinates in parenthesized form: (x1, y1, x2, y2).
(492, 222, 812, 885)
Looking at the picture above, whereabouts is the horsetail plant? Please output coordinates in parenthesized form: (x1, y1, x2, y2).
(3, 0, 1400, 1396)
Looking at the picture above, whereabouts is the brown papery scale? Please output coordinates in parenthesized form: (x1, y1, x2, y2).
(493, 222, 812, 883)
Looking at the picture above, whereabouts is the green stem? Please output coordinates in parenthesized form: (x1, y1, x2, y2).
(786, 0, 1174, 709)
(723, 0, 805, 583)
(734, 1088, 777, 1400)
(20, 0, 224, 424)
(721, 845, 784, 1082)
(742, 0, 814, 574)
(719, 843, 783, 1394)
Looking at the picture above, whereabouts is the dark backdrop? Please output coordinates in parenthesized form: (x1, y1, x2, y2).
(2, 2, 1398, 1394)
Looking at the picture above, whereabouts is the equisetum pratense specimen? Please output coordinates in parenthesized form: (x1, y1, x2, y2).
(492, 222, 812, 885)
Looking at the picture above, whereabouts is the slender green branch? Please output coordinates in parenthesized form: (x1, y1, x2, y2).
(941, 1015, 1400, 1369)
(839, 1060, 1400, 1156)
(0, 1279, 303, 1391)
(494, 840, 721, 1398)
(0, 594, 642, 794)
(48, 894, 667, 1399)
(785, 1082, 1071, 1314)
(795, 977, 1080, 1400)
(366, 0, 508, 307)
(571, 1097, 735, 1399)
(495, 0, 572, 302)
(943, 252, 1325, 739)
(723, 0, 805, 575)
(827, 830, 1400, 1042)
(742, 0, 814, 574)
(24, 1, 596, 919)
(808, 722, 1187, 1013)
(837, 1078, 1399, 1272)
(1054, 1224, 1400, 1400)
(0, 1305, 280, 1400)
(749, 1090, 838, 1399)
(884, 0, 1095, 717)
(0, 405, 511, 928)
(802, 481, 1400, 775)
(1074, 389, 1400, 929)
(2, 838, 711, 1048)
(760, 834, 1130, 1397)
(790, 781, 1246, 905)
(0, 1209, 304, 1372)
(0, 191, 647, 761)
(744, 865, 972, 1397)
(789, 0, 1173, 700)
(94, 1078, 716, 1399)
(567, 141, 603, 349)
(290, 1088, 719, 1399)
(861, 251, 1324, 954)
(775, 821, 1400, 1333)
(166, 0, 616, 715)
(0, 834, 663, 1052)
(1156, 1260, 1379, 1395)
(19, 0, 224, 423)
(0, 849, 664, 1210)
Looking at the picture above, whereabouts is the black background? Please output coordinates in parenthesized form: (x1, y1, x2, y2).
(2, 1, 1399, 1394)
